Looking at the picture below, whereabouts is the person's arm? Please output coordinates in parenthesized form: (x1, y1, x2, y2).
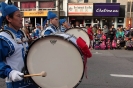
(87, 28, 90, 35)
(0, 38, 12, 79)
(90, 28, 94, 35)
(35, 29, 39, 37)
(116, 31, 118, 38)
(122, 31, 124, 38)
(61, 27, 66, 32)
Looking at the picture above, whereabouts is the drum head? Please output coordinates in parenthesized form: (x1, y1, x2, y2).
(26, 35, 84, 88)
(65, 28, 90, 47)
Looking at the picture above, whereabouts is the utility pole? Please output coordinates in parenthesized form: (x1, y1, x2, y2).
(57, 0, 60, 29)
(129, 0, 133, 27)
(130, 0, 133, 27)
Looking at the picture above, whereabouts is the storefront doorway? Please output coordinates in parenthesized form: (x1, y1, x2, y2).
(69, 17, 84, 27)
(102, 18, 115, 28)
(30, 17, 35, 27)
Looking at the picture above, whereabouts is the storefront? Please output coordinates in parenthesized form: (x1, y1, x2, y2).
(93, 3, 122, 28)
(67, 3, 123, 28)
(23, 10, 65, 27)
(68, 3, 93, 27)
(23, 10, 48, 27)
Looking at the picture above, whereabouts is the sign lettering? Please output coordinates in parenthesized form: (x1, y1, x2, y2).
(68, 3, 93, 16)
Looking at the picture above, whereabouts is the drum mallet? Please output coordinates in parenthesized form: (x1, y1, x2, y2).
(22, 71, 47, 78)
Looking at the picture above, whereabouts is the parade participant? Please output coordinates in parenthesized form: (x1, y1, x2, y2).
(34, 23, 41, 38)
(59, 18, 70, 32)
(87, 25, 94, 49)
(22, 27, 33, 45)
(43, 11, 59, 35)
(0, 2, 38, 88)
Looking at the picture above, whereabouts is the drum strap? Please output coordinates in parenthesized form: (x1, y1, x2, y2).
(84, 56, 88, 78)
(76, 37, 92, 79)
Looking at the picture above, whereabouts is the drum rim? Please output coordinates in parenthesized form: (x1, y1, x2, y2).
(65, 28, 89, 39)
(65, 28, 87, 32)
(65, 28, 90, 47)
(24, 34, 85, 88)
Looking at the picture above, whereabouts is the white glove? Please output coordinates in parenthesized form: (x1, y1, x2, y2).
(9, 70, 24, 82)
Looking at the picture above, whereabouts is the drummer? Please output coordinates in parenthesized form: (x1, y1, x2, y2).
(43, 11, 59, 35)
(0, 2, 38, 88)
(34, 23, 41, 38)
(59, 18, 70, 32)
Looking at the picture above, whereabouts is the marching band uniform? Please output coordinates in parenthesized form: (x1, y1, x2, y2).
(59, 19, 68, 32)
(60, 26, 66, 32)
(43, 11, 58, 35)
(34, 23, 41, 38)
(44, 24, 58, 35)
(0, 2, 38, 88)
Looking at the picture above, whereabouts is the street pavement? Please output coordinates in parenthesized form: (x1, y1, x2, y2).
(77, 50, 133, 88)
(0, 50, 133, 88)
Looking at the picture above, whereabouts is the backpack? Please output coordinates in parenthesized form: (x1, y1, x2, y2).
(100, 41, 106, 50)
(112, 40, 117, 48)
(102, 34, 106, 40)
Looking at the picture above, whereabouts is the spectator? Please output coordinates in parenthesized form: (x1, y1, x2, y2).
(87, 25, 93, 49)
(116, 27, 125, 47)
(116, 28, 124, 39)
(106, 27, 115, 49)
(107, 27, 115, 43)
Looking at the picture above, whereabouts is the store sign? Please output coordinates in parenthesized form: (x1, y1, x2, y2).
(94, 3, 120, 16)
(68, 3, 93, 16)
(24, 11, 48, 17)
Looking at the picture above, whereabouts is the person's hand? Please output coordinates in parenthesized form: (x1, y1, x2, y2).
(9, 70, 23, 82)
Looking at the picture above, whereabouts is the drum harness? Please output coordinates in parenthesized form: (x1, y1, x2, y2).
(1, 0, 36, 86)
(0, 29, 33, 84)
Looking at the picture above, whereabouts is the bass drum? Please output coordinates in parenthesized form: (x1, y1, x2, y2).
(25, 33, 84, 88)
(65, 28, 90, 47)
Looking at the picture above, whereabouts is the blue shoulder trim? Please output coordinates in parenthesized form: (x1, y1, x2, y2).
(0, 35, 15, 57)
(44, 30, 52, 35)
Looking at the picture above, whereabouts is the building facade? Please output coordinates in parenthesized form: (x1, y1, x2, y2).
(0, 0, 66, 27)
(67, 0, 133, 28)
(0, 0, 132, 28)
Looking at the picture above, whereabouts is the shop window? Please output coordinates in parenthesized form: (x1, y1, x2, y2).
(54, 0, 63, 10)
(117, 18, 124, 23)
(60, 0, 63, 10)
(85, 19, 91, 23)
(30, 2, 36, 8)
(20, 2, 28, 8)
(20, 2, 36, 9)
(119, 5, 125, 17)
(84, 0, 89, 3)
(93, 18, 100, 23)
(68, 0, 74, 3)
(112, 0, 117, 3)
(106, 0, 117, 3)
(39, 1, 55, 8)
(106, 0, 111, 3)
(127, 2, 133, 12)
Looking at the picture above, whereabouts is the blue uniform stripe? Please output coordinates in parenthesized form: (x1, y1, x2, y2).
(0, 35, 15, 56)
